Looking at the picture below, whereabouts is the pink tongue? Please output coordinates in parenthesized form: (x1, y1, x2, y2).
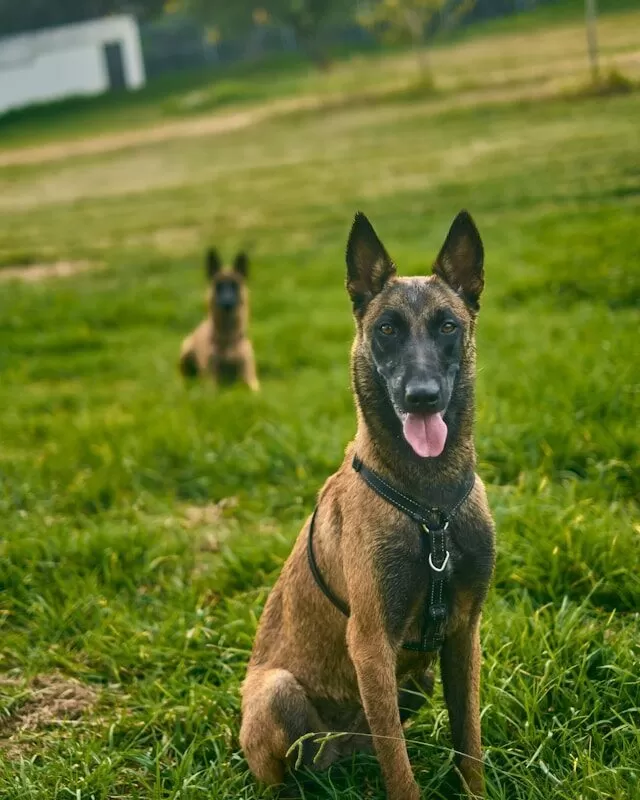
(403, 413, 448, 458)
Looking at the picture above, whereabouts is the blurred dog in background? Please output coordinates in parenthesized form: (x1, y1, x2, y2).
(179, 249, 259, 391)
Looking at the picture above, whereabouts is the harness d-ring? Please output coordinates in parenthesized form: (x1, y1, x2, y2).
(428, 550, 450, 573)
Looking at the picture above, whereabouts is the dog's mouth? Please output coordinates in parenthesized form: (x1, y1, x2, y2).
(398, 411, 448, 458)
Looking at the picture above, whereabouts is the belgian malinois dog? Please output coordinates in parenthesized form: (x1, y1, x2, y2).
(179, 249, 259, 390)
(240, 211, 495, 799)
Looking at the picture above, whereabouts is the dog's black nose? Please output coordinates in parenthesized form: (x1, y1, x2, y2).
(404, 379, 441, 411)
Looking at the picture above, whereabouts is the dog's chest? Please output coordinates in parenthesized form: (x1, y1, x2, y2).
(373, 517, 490, 645)
(213, 356, 242, 384)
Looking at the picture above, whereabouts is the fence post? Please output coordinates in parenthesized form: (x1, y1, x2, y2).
(585, 0, 599, 85)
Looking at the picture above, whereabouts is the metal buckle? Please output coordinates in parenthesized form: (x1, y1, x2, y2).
(422, 515, 450, 533)
(428, 550, 450, 573)
(429, 603, 448, 620)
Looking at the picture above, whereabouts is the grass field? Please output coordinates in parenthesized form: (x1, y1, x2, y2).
(0, 3, 639, 799)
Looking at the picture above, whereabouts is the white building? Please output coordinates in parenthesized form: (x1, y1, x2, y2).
(0, 15, 145, 115)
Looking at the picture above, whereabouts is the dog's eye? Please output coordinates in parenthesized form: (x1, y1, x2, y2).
(379, 323, 395, 336)
(440, 321, 457, 335)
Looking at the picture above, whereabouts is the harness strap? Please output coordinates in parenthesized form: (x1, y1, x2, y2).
(306, 506, 350, 617)
(307, 457, 475, 653)
(352, 455, 472, 530)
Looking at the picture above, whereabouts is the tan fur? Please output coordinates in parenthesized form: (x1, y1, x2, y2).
(240, 213, 494, 799)
(179, 263, 259, 390)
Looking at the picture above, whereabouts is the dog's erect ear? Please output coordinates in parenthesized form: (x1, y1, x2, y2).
(234, 251, 249, 278)
(346, 212, 396, 314)
(433, 211, 484, 312)
(206, 248, 221, 279)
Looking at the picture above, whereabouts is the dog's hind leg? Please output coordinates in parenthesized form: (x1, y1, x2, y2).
(441, 621, 484, 797)
(179, 334, 200, 378)
(179, 349, 199, 378)
(332, 669, 435, 761)
(398, 669, 435, 723)
(240, 668, 337, 785)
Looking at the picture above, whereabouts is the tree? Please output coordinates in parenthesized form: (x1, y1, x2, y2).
(277, 0, 336, 69)
(358, 0, 474, 85)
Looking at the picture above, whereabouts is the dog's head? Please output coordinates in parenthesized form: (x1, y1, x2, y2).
(205, 249, 249, 318)
(346, 211, 484, 459)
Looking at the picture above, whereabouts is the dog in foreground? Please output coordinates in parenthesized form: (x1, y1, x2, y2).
(179, 249, 259, 390)
(240, 211, 496, 798)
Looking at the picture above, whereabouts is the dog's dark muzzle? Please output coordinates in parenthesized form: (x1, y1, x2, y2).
(215, 280, 240, 311)
(215, 291, 239, 312)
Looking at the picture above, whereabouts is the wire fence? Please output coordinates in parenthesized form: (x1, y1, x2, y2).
(140, 0, 546, 80)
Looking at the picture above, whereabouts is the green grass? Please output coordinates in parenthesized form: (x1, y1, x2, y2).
(0, 9, 639, 800)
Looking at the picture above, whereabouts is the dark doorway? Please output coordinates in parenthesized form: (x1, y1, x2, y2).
(103, 42, 126, 91)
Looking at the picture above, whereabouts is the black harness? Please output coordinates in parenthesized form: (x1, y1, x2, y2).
(307, 455, 475, 653)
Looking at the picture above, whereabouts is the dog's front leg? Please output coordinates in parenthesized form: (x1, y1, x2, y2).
(243, 346, 260, 392)
(347, 618, 420, 800)
(440, 618, 484, 798)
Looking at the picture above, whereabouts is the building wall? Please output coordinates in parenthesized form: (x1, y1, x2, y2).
(0, 15, 145, 115)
